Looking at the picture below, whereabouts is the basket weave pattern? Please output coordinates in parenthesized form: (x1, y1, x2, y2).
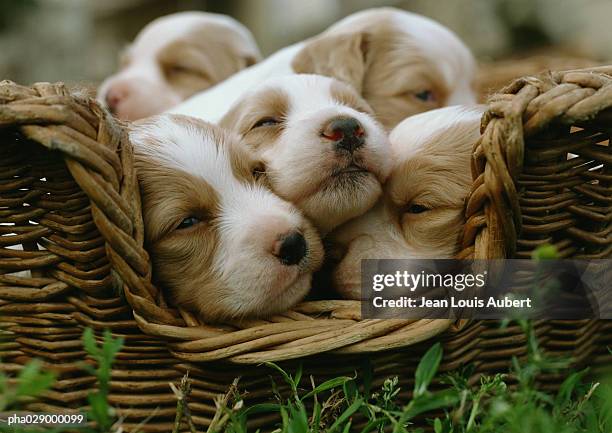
(1, 67, 611, 430)
(463, 66, 612, 260)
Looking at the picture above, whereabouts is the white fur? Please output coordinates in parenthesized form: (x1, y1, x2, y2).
(129, 116, 323, 319)
(222, 74, 391, 234)
(389, 105, 483, 162)
(98, 12, 260, 120)
(388, 11, 476, 106)
(170, 44, 302, 123)
(171, 8, 476, 123)
(331, 105, 484, 300)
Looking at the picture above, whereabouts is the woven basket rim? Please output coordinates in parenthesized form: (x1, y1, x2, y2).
(461, 64, 612, 260)
(2, 63, 611, 363)
(0, 80, 454, 363)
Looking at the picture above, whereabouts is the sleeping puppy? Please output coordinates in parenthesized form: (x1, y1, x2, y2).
(99, 12, 261, 121)
(330, 106, 484, 300)
(219, 74, 391, 235)
(130, 114, 323, 321)
(172, 7, 476, 129)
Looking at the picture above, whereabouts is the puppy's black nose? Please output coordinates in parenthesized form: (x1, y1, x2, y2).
(276, 231, 307, 266)
(322, 117, 365, 153)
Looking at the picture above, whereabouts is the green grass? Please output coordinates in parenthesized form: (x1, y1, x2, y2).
(206, 321, 611, 433)
(1, 322, 610, 432)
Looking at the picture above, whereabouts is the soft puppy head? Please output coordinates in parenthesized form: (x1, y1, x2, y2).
(130, 114, 323, 321)
(330, 106, 484, 300)
(99, 12, 261, 121)
(291, 7, 477, 129)
(220, 74, 391, 235)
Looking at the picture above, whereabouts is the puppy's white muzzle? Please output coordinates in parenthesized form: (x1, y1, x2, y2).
(98, 70, 180, 121)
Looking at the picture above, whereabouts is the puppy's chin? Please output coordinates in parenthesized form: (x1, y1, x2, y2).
(299, 174, 382, 233)
(332, 274, 363, 301)
(189, 271, 313, 321)
(258, 271, 313, 315)
(330, 235, 372, 301)
(269, 133, 390, 234)
(331, 230, 462, 301)
(167, 255, 317, 322)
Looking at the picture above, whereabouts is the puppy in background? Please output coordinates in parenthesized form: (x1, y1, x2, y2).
(330, 106, 484, 300)
(130, 114, 323, 321)
(173, 7, 477, 129)
(99, 12, 261, 121)
(293, 8, 477, 129)
(220, 74, 391, 235)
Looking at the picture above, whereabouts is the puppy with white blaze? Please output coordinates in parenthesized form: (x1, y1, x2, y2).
(172, 7, 476, 129)
(98, 12, 261, 121)
(129, 115, 323, 321)
(330, 106, 485, 300)
(220, 74, 391, 235)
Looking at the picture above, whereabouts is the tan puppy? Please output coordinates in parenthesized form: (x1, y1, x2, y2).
(99, 12, 261, 121)
(130, 114, 323, 321)
(220, 74, 391, 235)
(330, 106, 484, 300)
(292, 8, 477, 129)
(173, 7, 477, 129)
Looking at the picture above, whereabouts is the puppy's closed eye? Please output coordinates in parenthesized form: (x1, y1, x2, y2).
(163, 61, 211, 83)
(166, 64, 201, 77)
(177, 216, 201, 229)
(251, 161, 267, 181)
(174, 209, 215, 233)
(413, 90, 437, 103)
(394, 89, 438, 105)
(404, 203, 430, 214)
(251, 117, 281, 129)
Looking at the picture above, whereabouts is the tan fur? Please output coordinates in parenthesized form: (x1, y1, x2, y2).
(330, 106, 483, 300)
(386, 140, 473, 255)
(220, 88, 287, 195)
(157, 23, 259, 100)
(99, 13, 261, 120)
(329, 81, 376, 116)
(131, 115, 323, 321)
(133, 120, 223, 317)
(292, 13, 449, 129)
(219, 75, 391, 234)
(292, 32, 369, 94)
(221, 88, 289, 140)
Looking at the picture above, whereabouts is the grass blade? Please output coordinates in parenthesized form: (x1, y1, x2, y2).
(327, 398, 363, 433)
(414, 343, 443, 397)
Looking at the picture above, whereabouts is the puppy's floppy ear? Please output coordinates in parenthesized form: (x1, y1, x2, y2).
(224, 29, 262, 69)
(218, 104, 242, 132)
(292, 32, 369, 93)
(221, 41, 261, 72)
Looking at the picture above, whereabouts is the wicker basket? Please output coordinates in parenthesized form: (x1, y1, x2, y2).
(0, 66, 611, 431)
(477, 54, 601, 102)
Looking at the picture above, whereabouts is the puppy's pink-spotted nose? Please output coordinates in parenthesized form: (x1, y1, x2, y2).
(322, 117, 365, 153)
(105, 85, 130, 115)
